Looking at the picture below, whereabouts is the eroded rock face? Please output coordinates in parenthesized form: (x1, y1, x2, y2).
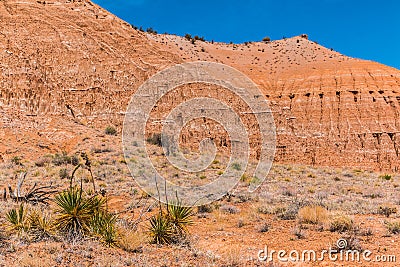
(0, 0, 399, 171)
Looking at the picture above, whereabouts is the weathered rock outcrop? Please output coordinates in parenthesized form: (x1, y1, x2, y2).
(1, 0, 399, 171)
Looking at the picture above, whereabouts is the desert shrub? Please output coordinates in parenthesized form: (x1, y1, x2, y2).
(334, 235, 362, 251)
(262, 36, 271, 42)
(105, 126, 117, 136)
(193, 35, 205, 41)
(329, 215, 354, 233)
(146, 133, 162, 146)
(297, 205, 328, 224)
(184, 33, 192, 41)
(197, 204, 213, 213)
(237, 219, 245, 228)
(276, 197, 308, 220)
(35, 156, 51, 167)
(220, 205, 240, 214)
(118, 229, 146, 253)
(70, 154, 80, 166)
(231, 162, 241, 171)
(146, 27, 157, 34)
(257, 223, 270, 233)
(363, 190, 384, 199)
(6, 204, 29, 235)
(380, 174, 392, 181)
(378, 205, 397, 217)
(11, 156, 22, 166)
(59, 168, 69, 179)
(52, 152, 71, 166)
(293, 225, 306, 239)
(257, 205, 272, 215)
(385, 221, 400, 234)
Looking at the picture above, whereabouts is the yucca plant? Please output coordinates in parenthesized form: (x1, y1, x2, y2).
(90, 211, 118, 247)
(148, 213, 174, 244)
(167, 200, 194, 235)
(54, 187, 105, 237)
(6, 204, 29, 235)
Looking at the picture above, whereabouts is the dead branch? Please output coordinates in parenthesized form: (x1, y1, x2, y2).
(6, 172, 58, 205)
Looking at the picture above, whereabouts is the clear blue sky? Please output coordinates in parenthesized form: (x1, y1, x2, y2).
(92, 0, 399, 70)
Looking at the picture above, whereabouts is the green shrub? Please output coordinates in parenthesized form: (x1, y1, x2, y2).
(232, 162, 241, 171)
(262, 36, 271, 42)
(11, 156, 22, 166)
(380, 174, 392, 181)
(105, 126, 117, 136)
(52, 152, 71, 166)
(146, 133, 162, 146)
(59, 168, 69, 179)
(167, 201, 194, 235)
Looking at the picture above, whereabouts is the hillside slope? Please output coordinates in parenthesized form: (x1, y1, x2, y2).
(1, 0, 400, 171)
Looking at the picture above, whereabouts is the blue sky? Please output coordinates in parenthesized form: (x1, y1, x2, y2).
(92, 0, 399, 69)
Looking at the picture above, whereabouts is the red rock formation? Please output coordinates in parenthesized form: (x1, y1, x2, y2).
(0, 0, 399, 171)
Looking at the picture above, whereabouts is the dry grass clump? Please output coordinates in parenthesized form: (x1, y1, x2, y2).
(220, 205, 240, 214)
(297, 205, 328, 224)
(378, 205, 397, 217)
(118, 228, 147, 253)
(385, 220, 400, 234)
(329, 215, 354, 233)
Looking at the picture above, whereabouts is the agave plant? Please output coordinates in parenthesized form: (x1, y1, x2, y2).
(54, 187, 105, 237)
(6, 204, 29, 235)
(148, 213, 174, 244)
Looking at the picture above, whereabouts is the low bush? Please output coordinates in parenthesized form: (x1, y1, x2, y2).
(105, 126, 117, 136)
(297, 205, 328, 224)
(329, 215, 354, 233)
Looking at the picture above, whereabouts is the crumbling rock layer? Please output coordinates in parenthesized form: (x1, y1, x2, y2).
(1, 0, 400, 171)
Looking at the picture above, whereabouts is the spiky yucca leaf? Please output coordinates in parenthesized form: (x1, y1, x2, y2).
(148, 213, 174, 244)
(54, 187, 105, 236)
(28, 210, 55, 241)
(167, 201, 194, 235)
